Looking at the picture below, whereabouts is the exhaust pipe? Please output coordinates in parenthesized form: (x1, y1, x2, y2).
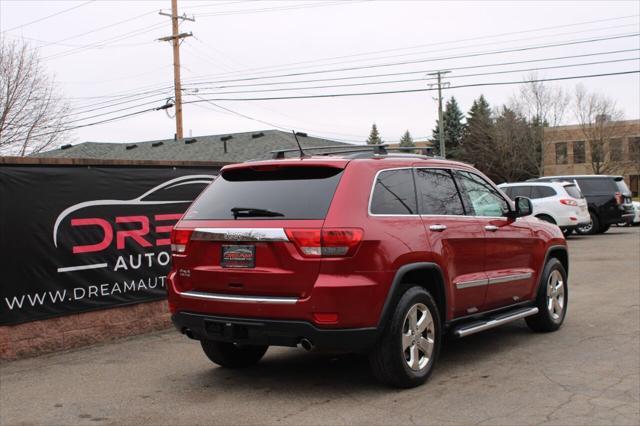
(299, 338, 314, 351)
(183, 328, 195, 339)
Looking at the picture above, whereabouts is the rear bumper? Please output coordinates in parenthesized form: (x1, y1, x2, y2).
(172, 312, 378, 352)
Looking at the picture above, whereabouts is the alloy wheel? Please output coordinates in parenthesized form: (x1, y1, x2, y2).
(577, 221, 592, 233)
(546, 270, 565, 322)
(402, 303, 435, 371)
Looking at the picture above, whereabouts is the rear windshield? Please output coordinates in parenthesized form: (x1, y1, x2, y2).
(576, 178, 617, 195)
(614, 178, 631, 195)
(563, 184, 584, 199)
(183, 166, 343, 220)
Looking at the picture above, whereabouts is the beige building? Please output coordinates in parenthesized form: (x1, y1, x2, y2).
(386, 139, 434, 154)
(543, 119, 640, 196)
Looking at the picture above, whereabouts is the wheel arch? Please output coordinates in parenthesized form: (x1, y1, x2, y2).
(535, 213, 557, 223)
(536, 245, 569, 293)
(377, 263, 447, 330)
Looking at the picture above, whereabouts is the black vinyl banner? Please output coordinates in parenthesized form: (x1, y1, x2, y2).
(0, 165, 219, 325)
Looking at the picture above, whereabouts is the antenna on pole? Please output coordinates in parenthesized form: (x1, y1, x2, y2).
(292, 131, 306, 157)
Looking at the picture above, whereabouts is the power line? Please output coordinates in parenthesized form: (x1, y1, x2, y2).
(41, 21, 165, 61)
(182, 70, 640, 103)
(191, 21, 638, 82)
(2, 0, 95, 33)
(189, 57, 640, 96)
(65, 51, 639, 118)
(12, 107, 163, 144)
(181, 33, 640, 86)
(196, 1, 360, 17)
(185, 48, 639, 90)
(181, 14, 639, 81)
(59, 23, 639, 105)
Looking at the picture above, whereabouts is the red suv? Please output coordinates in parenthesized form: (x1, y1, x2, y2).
(168, 147, 569, 388)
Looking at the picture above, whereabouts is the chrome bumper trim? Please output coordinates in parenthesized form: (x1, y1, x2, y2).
(191, 228, 289, 242)
(178, 290, 298, 304)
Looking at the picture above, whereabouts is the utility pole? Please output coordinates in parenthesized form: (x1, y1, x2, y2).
(428, 70, 451, 158)
(159, 0, 194, 141)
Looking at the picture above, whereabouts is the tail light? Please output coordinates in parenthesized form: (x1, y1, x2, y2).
(170, 229, 193, 254)
(614, 192, 623, 205)
(559, 199, 578, 206)
(285, 228, 363, 258)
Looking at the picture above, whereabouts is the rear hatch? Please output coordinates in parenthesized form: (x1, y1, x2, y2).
(614, 177, 634, 213)
(563, 183, 588, 212)
(172, 161, 348, 299)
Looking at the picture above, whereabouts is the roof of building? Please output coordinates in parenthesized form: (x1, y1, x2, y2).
(545, 119, 640, 132)
(32, 130, 352, 163)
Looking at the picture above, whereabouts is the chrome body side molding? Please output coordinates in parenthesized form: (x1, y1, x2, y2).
(456, 272, 533, 289)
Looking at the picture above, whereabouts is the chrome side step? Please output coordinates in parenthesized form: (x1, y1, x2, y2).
(452, 307, 539, 338)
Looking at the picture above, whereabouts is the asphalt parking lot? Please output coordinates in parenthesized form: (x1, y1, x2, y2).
(1, 227, 639, 426)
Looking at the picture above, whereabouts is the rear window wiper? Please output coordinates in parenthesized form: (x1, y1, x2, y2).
(231, 207, 285, 219)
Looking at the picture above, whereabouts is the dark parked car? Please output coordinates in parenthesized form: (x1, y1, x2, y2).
(168, 145, 569, 388)
(534, 175, 634, 234)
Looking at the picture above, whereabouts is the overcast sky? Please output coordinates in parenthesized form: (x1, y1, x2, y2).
(1, 0, 639, 145)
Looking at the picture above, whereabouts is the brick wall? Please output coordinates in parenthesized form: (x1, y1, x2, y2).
(0, 301, 171, 360)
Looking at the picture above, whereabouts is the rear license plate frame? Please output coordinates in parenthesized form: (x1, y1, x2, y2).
(221, 244, 256, 268)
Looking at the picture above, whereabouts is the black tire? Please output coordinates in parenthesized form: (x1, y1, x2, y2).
(200, 340, 268, 368)
(369, 286, 442, 388)
(598, 224, 610, 234)
(576, 211, 599, 235)
(562, 228, 573, 237)
(526, 258, 568, 332)
(536, 214, 556, 224)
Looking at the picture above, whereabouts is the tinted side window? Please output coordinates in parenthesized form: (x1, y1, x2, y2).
(454, 171, 509, 217)
(370, 169, 417, 215)
(415, 168, 464, 215)
(576, 178, 617, 195)
(508, 186, 532, 198)
(531, 186, 557, 199)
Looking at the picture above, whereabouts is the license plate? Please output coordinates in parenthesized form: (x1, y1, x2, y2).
(221, 245, 255, 268)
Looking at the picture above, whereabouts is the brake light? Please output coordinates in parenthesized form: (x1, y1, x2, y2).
(559, 199, 578, 206)
(170, 229, 193, 253)
(285, 228, 363, 258)
(614, 192, 623, 205)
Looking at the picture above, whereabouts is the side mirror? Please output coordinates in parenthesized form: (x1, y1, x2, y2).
(514, 196, 533, 217)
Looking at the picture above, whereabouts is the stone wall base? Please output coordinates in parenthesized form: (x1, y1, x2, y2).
(0, 301, 171, 360)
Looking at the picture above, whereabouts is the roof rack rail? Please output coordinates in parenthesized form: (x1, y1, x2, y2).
(270, 144, 436, 159)
(271, 144, 389, 159)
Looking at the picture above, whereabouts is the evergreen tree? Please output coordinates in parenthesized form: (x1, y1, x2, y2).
(458, 95, 494, 170)
(366, 123, 383, 145)
(399, 130, 415, 147)
(431, 96, 465, 157)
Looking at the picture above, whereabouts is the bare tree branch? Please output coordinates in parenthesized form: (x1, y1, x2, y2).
(0, 38, 72, 156)
(510, 72, 570, 176)
(573, 84, 625, 174)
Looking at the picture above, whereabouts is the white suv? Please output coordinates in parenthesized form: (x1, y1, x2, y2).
(498, 181, 590, 236)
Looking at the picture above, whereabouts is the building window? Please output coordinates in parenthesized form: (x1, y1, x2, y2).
(630, 175, 639, 197)
(573, 141, 585, 163)
(555, 142, 568, 165)
(609, 138, 623, 162)
(630, 136, 640, 161)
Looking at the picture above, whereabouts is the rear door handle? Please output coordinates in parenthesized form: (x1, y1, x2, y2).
(429, 224, 447, 232)
(485, 225, 498, 232)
